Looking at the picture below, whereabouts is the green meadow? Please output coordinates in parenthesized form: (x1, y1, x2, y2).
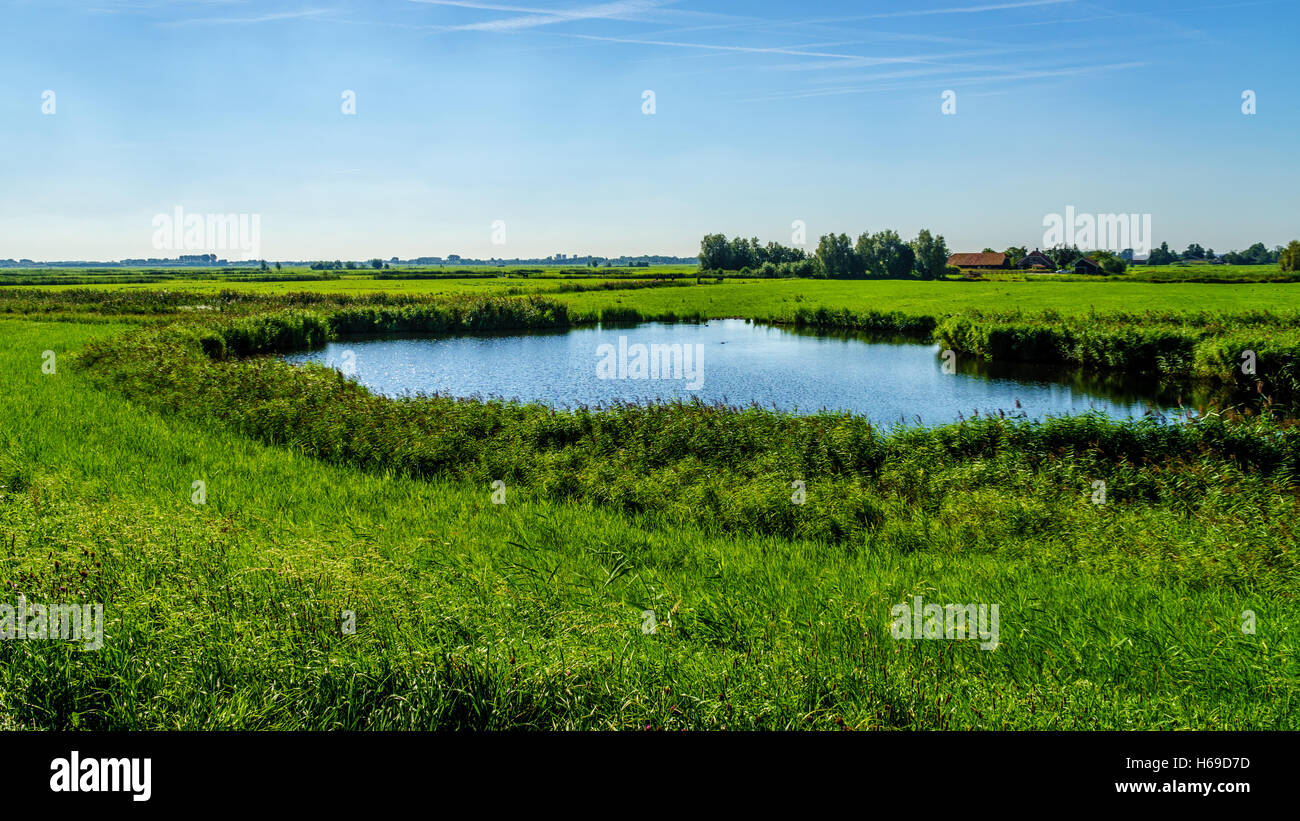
(11, 268, 1297, 316)
(556, 277, 1300, 320)
(0, 275, 1296, 730)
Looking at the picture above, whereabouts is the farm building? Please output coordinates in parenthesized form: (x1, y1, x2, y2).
(947, 252, 1008, 270)
(1073, 256, 1103, 275)
(1018, 249, 1055, 269)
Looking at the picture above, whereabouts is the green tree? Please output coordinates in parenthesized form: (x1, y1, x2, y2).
(698, 234, 731, 270)
(1147, 242, 1176, 265)
(1049, 244, 1082, 267)
(815, 233, 858, 278)
(766, 241, 805, 265)
(857, 230, 913, 278)
(884, 239, 915, 279)
(789, 258, 820, 278)
(1279, 240, 1300, 272)
(854, 233, 881, 278)
(728, 236, 757, 270)
(1245, 242, 1273, 264)
(1092, 249, 1127, 275)
(698, 233, 812, 273)
(911, 229, 949, 280)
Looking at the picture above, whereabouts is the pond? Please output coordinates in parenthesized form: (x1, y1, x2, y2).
(284, 319, 1204, 426)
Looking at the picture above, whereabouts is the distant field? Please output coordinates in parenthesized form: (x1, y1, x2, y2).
(21, 276, 582, 297)
(7, 268, 1300, 317)
(554, 278, 1300, 319)
(980, 263, 1295, 284)
(0, 265, 699, 290)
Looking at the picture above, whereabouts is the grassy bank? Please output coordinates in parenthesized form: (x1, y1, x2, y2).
(935, 312, 1300, 396)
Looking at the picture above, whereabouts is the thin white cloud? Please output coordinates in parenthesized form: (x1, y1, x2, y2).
(817, 0, 1078, 21)
(559, 32, 942, 63)
(933, 59, 1149, 87)
(160, 8, 331, 26)
(740, 60, 1146, 102)
(771, 31, 1124, 73)
(409, 0, 671, 31)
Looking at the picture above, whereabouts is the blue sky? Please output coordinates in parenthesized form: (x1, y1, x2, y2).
(1, 0, 1296, 260)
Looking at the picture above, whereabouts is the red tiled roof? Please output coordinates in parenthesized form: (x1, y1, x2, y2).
(947, 252, 1007, 267)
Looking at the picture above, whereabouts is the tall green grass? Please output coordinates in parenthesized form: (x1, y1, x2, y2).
(937, 313, 1300, 395)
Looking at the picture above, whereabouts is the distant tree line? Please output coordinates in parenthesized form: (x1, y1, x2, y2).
(697, 234, 812, 275)
(698, 229, 953, 279)
(973, 241, 1287, 268)
(701, 233, 1300, 277)
(1145, 241, 1284, 266)
(309, 260, 387, 270)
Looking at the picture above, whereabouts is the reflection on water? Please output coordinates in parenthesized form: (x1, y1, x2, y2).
(946, 354, 1210, 413)
(284, 319, 1220, 427)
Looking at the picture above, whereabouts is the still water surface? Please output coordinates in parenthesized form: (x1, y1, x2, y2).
(285, 320, 1198, 426)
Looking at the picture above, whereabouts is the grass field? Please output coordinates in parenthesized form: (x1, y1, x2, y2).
(8, 269, 1297, 313)
(556, 277, 1300, 319)
(5, 262, 1296, 303)
(0, 264, 699, 292)
(0, 275, 1296, 730)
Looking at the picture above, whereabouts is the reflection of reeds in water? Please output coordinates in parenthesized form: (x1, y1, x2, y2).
(935, 312, 1300, 405)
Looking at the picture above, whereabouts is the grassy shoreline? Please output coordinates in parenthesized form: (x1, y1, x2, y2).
(9, 281, 1295, 390)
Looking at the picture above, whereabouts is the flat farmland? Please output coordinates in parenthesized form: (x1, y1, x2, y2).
(10, 272, 1300, 318)
(553, 278, 1300, 319)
